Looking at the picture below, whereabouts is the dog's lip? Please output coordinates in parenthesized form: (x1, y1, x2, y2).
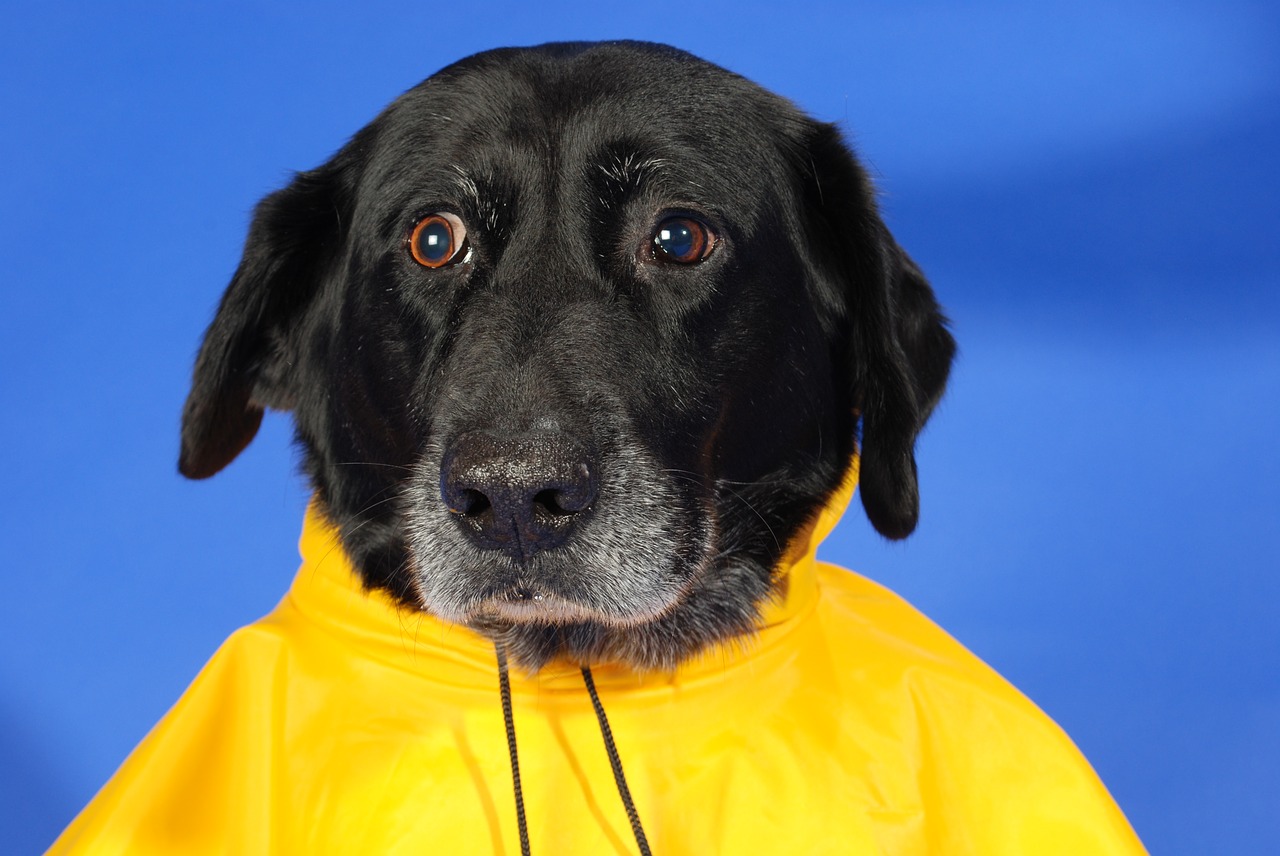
(469, 589, 605, 625)
(464, 587, 675, 627)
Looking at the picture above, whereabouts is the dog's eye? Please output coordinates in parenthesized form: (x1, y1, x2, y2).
(651, 216, 716, 264)
(409, 213, 469, 268)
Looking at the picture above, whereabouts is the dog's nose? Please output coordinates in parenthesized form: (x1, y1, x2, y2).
(440, 431, 598, 559)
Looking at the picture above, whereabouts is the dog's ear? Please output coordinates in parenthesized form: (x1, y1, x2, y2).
(802, 122, 956, 539)
(179, 160, 351, 479)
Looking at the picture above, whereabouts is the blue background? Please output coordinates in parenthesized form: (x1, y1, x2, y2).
(3, 1, 1277, 852)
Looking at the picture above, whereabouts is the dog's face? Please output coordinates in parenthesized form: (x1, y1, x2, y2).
(179, 42, 953, 671)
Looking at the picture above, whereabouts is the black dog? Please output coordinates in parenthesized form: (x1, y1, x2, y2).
(55, 42, 1149, 855)
(179, 40, 953, 673)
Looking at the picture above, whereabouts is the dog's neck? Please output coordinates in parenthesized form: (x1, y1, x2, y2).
(287, 460, 860, 687)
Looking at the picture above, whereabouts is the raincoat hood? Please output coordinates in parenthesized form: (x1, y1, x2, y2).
(51, 463, 1145, 854)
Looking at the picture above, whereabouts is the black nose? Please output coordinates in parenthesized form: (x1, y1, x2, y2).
(440, 431, 598, 559)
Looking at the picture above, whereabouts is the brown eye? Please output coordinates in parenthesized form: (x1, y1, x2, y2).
(409, 213, 469, 268)
(651, 216, 715, 264)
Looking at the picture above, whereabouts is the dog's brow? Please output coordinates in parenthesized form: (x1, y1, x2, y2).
(597, 153, 670, 189)
(449, 165, 481, 204)
(448, 166, 507, 232)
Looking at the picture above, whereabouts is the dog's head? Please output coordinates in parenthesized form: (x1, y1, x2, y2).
(179, 42, 954, 670)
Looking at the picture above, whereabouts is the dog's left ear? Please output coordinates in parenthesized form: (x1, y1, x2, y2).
(179, 157, 353, 480)
(801, 122, 956, 539)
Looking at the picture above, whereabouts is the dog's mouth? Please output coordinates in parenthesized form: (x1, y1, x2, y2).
(466, 583, 670, 627)
(426, 555, 699, 630)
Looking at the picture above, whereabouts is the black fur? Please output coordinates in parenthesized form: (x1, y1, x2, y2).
(180, 41, 954, 671)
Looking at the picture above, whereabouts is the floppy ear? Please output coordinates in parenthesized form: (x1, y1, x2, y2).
(803, 122, 956, 539)
(178, 161, 350, 479)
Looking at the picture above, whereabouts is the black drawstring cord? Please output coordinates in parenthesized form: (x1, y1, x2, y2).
(495, 645, 532, 856)
(494, 646, 653, 856)
(582, 665, 653, 856)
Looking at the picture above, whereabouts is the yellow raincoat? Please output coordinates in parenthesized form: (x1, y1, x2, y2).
(51, 467, 1145, 854)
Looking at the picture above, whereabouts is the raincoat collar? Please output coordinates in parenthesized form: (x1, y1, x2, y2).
(287, 459, 860, 692)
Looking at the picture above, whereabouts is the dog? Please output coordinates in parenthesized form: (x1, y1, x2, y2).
(54, 42, 1145, 854)
(178, 40, 952, 671)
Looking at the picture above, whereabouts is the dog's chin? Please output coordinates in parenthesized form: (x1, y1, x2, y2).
(411, 550, 780, 674)
(413, 574, 719, 672)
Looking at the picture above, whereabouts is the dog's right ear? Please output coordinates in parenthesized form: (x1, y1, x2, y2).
(179, 159, 352, 479)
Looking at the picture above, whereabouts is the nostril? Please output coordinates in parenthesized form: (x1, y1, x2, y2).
(533, 488, 585, 517)
(533, 489, 562, 516)
(458, 489, 491, 518)
(442, 479, 492, 516)
(538, 463, 597, 516)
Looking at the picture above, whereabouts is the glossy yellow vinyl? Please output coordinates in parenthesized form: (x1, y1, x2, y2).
(51, 466, 1145, 854)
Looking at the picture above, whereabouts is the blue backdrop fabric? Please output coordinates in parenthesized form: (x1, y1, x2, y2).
(2, 2, 1276, 853)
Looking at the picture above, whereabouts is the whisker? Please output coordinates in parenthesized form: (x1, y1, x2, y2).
(716, 483, 781, 552)
(332, 461, 416, 473)
(658, 466, 814, 491)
